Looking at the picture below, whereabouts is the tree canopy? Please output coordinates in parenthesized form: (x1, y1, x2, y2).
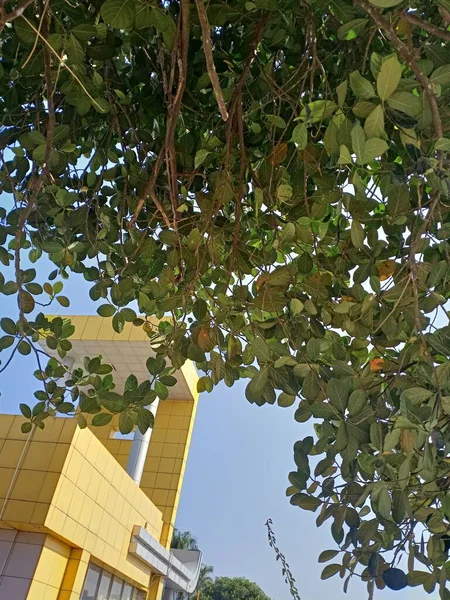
(1, 0, 450, 596)
(202, 577, 271, 600)
(171, 528, 199, 550)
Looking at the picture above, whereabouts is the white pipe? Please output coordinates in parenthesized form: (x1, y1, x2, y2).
(126, 397, 160, 486)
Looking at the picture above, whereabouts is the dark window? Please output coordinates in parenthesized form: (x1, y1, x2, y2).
(97, 571, 113, 600)
(80, 563, 144, 600)
(81, 564, 101, 600)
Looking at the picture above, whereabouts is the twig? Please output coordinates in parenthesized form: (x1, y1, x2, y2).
(15, 5, 55, 331)
(130, 148, 171, 229)
(22, 0, 50, 69)
(225, 16, 269, 164)
(20, 15, 104, 111)
(356, 0, 443, 144)
(402, 11, 450, 42)
(194, 0, 228, 121)
(0, 0, 34, 33)
(5, 0, 35, 21)
(265, 519, 301, 600)
(130, 1, 191, 229)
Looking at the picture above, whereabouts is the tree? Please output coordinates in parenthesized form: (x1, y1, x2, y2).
(1, 0, 450, 596)
(195, 564, 214, 599)
(171, 529, 199, 551)
(202, 577, 271, 600)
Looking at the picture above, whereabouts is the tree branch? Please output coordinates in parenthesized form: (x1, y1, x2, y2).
(6, 0, 35, 20)
(194, 0, 228, 121)
(15, 3, 54, 331)
(357, 0, 443, 144)
(130, 1, 191, 229)
(402, 11, 450, 43)
(0, 0, 34, 33)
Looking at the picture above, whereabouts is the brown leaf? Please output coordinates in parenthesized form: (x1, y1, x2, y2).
(269, 143, 287, 166)
(400, 430, 416, 454)
(377, 260, 397, 281)
(370, 358, 384, 372)
(197, 325, 214, 352)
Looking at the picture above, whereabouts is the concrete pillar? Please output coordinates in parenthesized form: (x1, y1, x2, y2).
(126, 397, 160, 486)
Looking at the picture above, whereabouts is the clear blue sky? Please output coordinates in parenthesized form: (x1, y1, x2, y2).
(0, 259, 436, 600)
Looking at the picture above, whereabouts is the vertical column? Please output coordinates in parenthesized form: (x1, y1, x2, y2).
(126, 398, 160, 486)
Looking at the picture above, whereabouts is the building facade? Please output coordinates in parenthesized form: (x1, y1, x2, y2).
(0, 316, 201, 600)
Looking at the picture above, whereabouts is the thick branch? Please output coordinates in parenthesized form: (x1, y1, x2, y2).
(357, 0, 443, 143)
(130, 1, 191, 229)
(402, 11, 450, 43)
(194, 0, 228, 121)
(6, 0, 35, 20)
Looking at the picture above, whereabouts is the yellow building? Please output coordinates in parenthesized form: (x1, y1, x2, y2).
(0, 317, 201, 600)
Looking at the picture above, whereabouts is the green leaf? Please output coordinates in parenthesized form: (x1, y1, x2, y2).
(97, 304, 116, 317)
(400, 388, 433, 404)
(297, 252, 313, 274)
(77, 415, 88, 429)
(300, 100, 337, 123)
(377, 55, 402, 101)
(369, 0, 403, 6)
(351, 220, 364, 248)
(0, 335, 15, 351)
(291, 493, 321, 511)
(56, 296, 70, 307)
(1, 318, 16, 335)
(336, 80, 348, 108)
(387, 184, 410, 217)
(255, 0, 278, 8)
(408, 571, 433, 587)
(101, 0, 135, 29)
(71, 22, 97, 41)
(57, 402, 75, 414)
(306, 338, 321, 361)
(137, 408, 154, 433)
(149, 6, 175, 33)
(362, 137, 388, 162)
(277, 393, 296, 407)
(386, 92, 422, 117)
(292, 123, 307, 149)
(295, 402, 312, 422)
(20, 403, 32, 419)
(337, 18, 368, 41)
(134, 1, 154, 28)
(195, 149, 210, 169)
(430, 64, 450, 87)
(327, 378, 351, 413)
(251, 337, 272, 362)
(120, 308, 137, 322)
(318, 550, 340, 563)
(348, 389, 367, 416)
(245, 367, 269, 403)
(349, 70, 375, 99)
(378, 486, 391, 520)
(66, 34, 84, 65)
(351, 123, 365, 164)
(320, 564, 342, 580)
(119, 412, 135, 434)
(21, 422, 33, 434)
(364, 104, 385, 139)
(290, 298, 304, 316)
(92, 413, 113, 427)
(435, 137, 450, 151)
(338, 144, 352, 165)
(18, 340, 31, 355)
